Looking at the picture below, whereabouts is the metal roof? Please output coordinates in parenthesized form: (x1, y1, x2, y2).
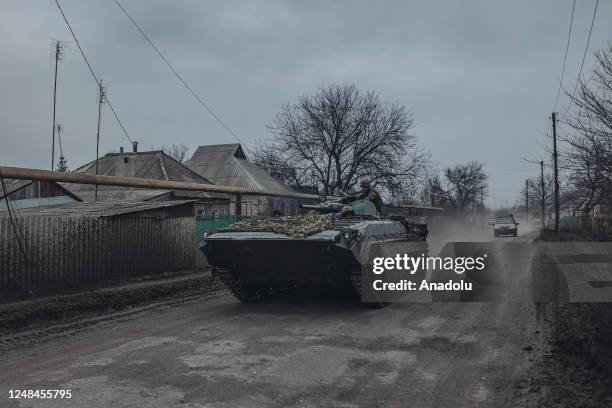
(186, 144, 296, 196)
(0, 179, 32, 197)
(0, 199, 196, 218)
(63, 150, 230, 201)
(0, 178, 82, 201)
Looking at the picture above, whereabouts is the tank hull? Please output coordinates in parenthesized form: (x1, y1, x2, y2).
(200, 218, 428, 305)
(202, 237, 359, 287)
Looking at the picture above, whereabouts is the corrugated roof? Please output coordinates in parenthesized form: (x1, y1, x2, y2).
(186, 144, 296, 195)
(0, 179, 82, 202)
(63, 150, 230, 202)
(0, 199, 196, 218)
(0, 179, 32, 197)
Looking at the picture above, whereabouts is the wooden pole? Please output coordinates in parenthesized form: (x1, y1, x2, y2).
(525, 179, 529, 221)
(51, 41, 61, 170)
(552, 112, 560, 234)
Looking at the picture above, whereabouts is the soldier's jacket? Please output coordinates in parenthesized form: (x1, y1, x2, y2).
(358, 189, 383, 213)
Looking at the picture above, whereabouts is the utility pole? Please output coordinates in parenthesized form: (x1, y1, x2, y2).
(95, 80, 105, 201)
(540, 161, 545, 226)
(51, 40, 62, 170)
(525, 179, 529, 222)
(480, 186, 484, 226)
(552, 112, 560, 234)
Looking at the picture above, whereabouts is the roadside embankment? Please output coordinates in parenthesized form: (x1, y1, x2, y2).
(531, 229, 612, 407)
(0, 270, 222, 336)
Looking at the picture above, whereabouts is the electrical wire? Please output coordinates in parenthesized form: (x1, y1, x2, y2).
(553, 0, 576, 111)
(112, 0, 248, 149)
(566, 0, 599, 112)
(54, 0, 133, 144)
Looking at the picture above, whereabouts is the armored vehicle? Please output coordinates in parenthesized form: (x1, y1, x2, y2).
(200, 199, 429, 306)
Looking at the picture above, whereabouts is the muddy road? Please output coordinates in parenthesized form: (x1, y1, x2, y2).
(0, 226, 545, 407)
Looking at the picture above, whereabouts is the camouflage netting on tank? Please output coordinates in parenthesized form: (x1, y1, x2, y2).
(219, 213, 335, 238)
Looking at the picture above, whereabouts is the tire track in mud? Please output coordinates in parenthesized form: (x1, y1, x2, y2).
(0, 290, 227, 354)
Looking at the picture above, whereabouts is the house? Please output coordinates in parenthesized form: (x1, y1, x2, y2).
(0, 179, 81, 210)
(186, 143, 298, 216)
(593, 200, 609, 217)
(63, 150, 230, 218)
(290, 185, 320, 209)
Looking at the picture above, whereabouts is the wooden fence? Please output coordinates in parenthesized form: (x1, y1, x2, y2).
(560, 215, 612, 234)
(0, 214, 195, 294)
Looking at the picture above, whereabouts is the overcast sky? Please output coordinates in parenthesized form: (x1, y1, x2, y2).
(1, 0, 611, 206)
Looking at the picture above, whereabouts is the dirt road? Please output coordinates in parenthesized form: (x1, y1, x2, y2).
(0, 227, 544, 407)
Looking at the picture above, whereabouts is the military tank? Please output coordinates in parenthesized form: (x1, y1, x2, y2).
(200, 199, 429, 306)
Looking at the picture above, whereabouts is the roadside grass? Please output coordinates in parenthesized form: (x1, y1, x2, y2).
(531, 228, 612, 406)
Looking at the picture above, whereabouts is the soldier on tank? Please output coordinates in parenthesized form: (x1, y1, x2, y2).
(337, 179, 383, 213)
(356, 179, 383, 213)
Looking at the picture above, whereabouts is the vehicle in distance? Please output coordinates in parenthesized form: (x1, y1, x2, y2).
(493, 216, 518, 237)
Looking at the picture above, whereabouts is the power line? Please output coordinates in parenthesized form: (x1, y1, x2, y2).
(566, 0, 599, 112)
(553, 0, 576, 111)
(54, 0, 133, 144)
(111, 0, 247, 149)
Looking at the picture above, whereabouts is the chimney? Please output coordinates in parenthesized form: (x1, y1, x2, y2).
(132, 141, 138, 152)
(119, 146, 124, 153)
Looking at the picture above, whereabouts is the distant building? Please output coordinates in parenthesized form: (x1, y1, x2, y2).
(290, 185, 320, 209)
(63, 150, 230, 218)
(186, 143, 298, 216)
(0, 179, 81, 210)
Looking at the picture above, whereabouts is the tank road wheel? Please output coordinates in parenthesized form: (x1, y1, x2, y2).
(215, 267, 273, 303)
(349, 269, 389, 308)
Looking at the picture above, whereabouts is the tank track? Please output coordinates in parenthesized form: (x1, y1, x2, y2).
(349, 269, 388, 308)
(213, 267, 292, 303)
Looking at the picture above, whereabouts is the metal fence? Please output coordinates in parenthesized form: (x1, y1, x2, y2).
(0, 214, 195, 294)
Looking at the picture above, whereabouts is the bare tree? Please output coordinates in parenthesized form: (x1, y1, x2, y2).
(251, 142, 312, 189)
(563, 44, 612, 206)
(56, 155, 68, 172)
(431, 161, 488, 210)
(517, 173, 554, 223)
(163, 144, 190, 163)
(254, 83, 433, 199)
